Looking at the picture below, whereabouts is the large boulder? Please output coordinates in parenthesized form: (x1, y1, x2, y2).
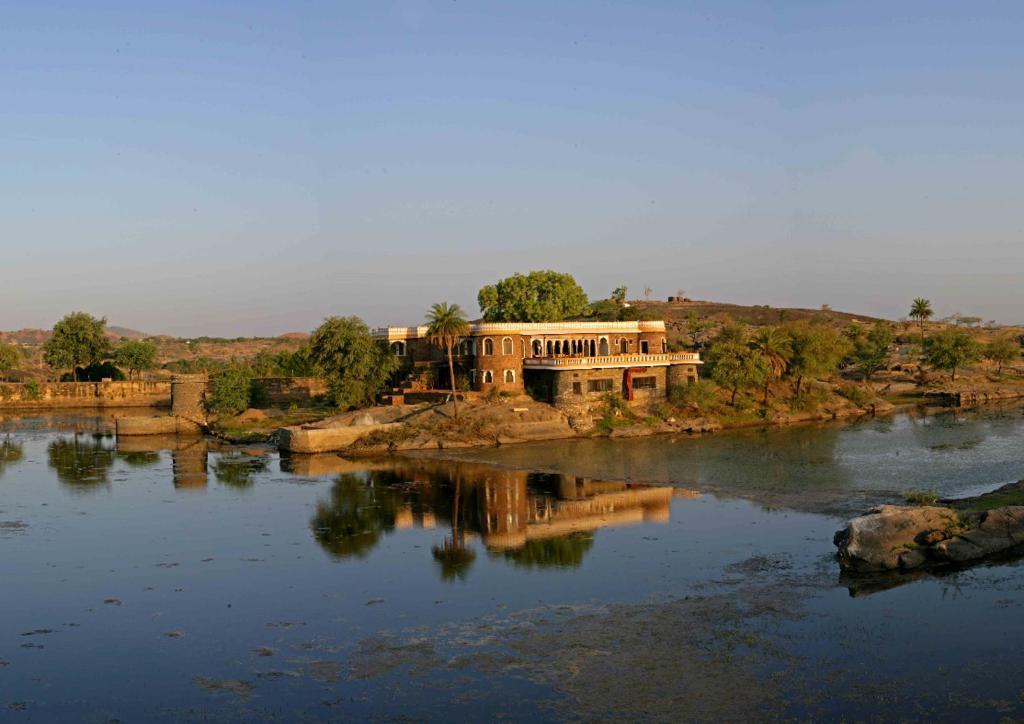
(833, 505, 959, 572)
(931, 506, 1024, 564)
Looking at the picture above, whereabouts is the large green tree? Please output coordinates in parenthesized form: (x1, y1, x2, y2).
(984, 335, 1020, 375)
(426, 302, 470, 418)
(0, 343, 21, 381)
(786, 323, 851, 397)
(924, 329, 982, 381)
(113, 340, 157, 380)
(706, 337, 769, 406)
(308, 316, 397, 410)
(43, 312, 111, 381)
(478, 270, 589, 322)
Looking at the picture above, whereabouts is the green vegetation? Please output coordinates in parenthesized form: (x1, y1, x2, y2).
(426, 301, 470, 418)
(0, 343, 21, 381)
(251, 347, 316, 377)
(847, 321, 893, 380)
(905, 489, 940, 505)
(498, 532, 594, 569)
(308, 316, 397, 410)
(923, 329, 982, 381)
(206, 364, 254, 415)
(748, 327, 792, 405)
(478, 270, 589, 322)
(113, 340, 157, 380)
(684, 311, 712, 348)
(42, 312, 111, 381)
(984, 335, 1019, 375)
(836, 383, 875, 408)
(669, 379, 720, 413)
(786, 323, 851, 397)
(23, 380, 41, 401)
(705, 331, 769, 407)
(62, 361, 125, 382)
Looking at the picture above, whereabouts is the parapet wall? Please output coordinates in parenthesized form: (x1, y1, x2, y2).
(0, 381, 171, 409)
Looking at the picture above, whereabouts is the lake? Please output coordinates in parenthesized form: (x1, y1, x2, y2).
(1, 406, 1023, 720)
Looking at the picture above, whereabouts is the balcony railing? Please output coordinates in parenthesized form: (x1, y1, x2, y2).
(523, 352, 701, 368)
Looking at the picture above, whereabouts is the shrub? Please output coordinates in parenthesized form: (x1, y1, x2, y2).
(207, 365, 254, 416)
(24, 380, 41, 401)
(836, 383, 874, 408)
(669, 379, 719, 412)
(905, 489, 940, 506)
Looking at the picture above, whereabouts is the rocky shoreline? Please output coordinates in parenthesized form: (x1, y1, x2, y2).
(834, 481, 1024, 574)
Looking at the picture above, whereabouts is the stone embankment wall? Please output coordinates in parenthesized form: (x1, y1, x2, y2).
(0, 381, 171, 409)
(252, 377, 328, 407)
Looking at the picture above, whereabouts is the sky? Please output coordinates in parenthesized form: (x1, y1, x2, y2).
(2, 1, 1023, 336)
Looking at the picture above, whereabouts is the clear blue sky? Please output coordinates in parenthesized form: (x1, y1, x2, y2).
(2, 1, 1022, 335)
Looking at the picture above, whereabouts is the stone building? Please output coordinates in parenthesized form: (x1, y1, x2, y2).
(373, 320, 701, 407)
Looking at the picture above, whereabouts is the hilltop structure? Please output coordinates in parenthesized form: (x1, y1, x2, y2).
(373, 320, 701, 408)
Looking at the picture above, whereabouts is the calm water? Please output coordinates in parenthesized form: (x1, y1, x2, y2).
(1, 407, 1023, 720)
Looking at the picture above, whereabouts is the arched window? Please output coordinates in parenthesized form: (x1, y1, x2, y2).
(504, 369, 516, 384)
(589, 339, 597, 356)
(546, 340, 554, 356)
(619, 338, 628, 354)
(599, 337, 610, 356)
(662, 339, 668, 353)
(391, 341, 406, 357)
(483, 338, 494, 355)
(532, 339, 543, 357)
(483, 370, 494, 384)
(501, 337, 514, 356)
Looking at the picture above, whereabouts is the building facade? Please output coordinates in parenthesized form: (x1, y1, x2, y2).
(373, 320, 701, 406)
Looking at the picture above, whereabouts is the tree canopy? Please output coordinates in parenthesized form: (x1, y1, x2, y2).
(0, 343, 21, 381)
(308, 316, 398, 409)
(924, 329, 982, 381)
(43, 312, 111, 381)
(113, 340, 158, 380)
(477, 270, 589, 323)
(847, 322, 893, 380)
(426, 302, 470, 417)
(984, 336, 1020, 375)
(786, 323, 851, 396)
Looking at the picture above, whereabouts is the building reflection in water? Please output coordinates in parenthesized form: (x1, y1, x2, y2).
(116, 435, 211, 490)
(309, 459, 677, 579)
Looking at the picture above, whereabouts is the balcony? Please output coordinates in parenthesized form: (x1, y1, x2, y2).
(522, 352, 701, 370)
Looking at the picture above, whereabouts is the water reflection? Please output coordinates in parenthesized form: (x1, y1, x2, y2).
(310, 460, 673, 579)
(0, 435, 24, 478)
(47, 433, 116, 490)
(116, 435, 211, 489)
(212, 452, 269, 489)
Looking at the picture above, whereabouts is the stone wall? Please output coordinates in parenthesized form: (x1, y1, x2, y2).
(0, 381, 171, 409)
(252, 377, 328, 407)
(666, 363, 699, 391)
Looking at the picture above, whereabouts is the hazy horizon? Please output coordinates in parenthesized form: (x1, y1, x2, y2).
(3, 1, 1023, 336)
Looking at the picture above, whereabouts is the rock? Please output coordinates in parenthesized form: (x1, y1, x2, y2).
(350, 413, 376, 427)
(833, 505, 959, 572)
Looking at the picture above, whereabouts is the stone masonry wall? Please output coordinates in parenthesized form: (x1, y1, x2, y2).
(0, 381, 171, 409)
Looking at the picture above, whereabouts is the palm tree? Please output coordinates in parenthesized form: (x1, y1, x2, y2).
(909, 298, 933, 346)
(426, 302, 470, 418)
(749, 327, 792, 406)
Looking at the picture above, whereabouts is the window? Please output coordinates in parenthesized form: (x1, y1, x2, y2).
(501, 337, 514, 356)
(532, 339, 543, 357)
(504, 369, 516, 383)
(640, 340, 650, 354)
(633, 376, 657, 390)
(662, 339, 668, 353)
(619, 338, 629, 354)
(483, 338, 494, 355)
(572, 382, 582, 395)
(390, 341, 406, 357)
(587, 378, 614, 393)
(483, 370, 494, 384)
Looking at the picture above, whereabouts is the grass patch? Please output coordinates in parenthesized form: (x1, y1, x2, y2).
(904, 489, 940, 506)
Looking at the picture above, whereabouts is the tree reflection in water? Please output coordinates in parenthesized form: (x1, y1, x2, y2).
(212, 453, 269, 489)
(0, 436, 24, 478)
(496, 532, 594, 569)
(117, 450, 161, 468)
(432, 476, 476, 581)
(47, 434, 116, 490)
(311, 473, 402, 559)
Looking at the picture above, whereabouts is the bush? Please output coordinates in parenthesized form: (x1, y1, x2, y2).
(669, 379, 720, 412)
(207, 365, 254, 415)
(905, 489, 940, 506)
(24, 380, 41, 401)
(836, 384, 874, 408)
